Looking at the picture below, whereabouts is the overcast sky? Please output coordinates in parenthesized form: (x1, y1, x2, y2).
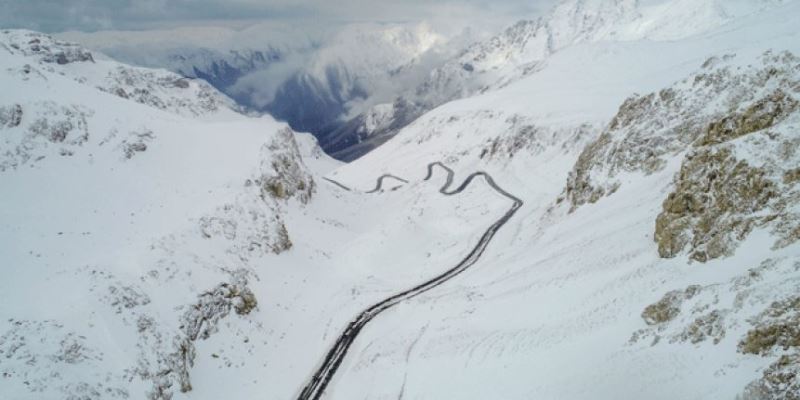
(0, 0, 556, 33)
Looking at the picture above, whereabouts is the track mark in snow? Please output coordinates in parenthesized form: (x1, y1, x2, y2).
(297, 162, 523, 400)
(397, 326, 427, 400)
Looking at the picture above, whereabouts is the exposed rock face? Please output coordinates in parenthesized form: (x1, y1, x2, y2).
(738, 296, 800, 400)
(560, 51, 800, 262)
(740, 296, 800, 355)
(131, 275, 258, 400)
(260, 127, 315, 204)
(654, 147, 779, 262)
(701, 89, 798, 146)
(641, 285, 702, 325)
(99, 66, 231, 117)
(2, 30, 95, 65)
(564, 52, 800, 210)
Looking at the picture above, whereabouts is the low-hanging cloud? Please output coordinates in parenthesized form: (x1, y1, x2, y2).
(228, 52, 311, 108)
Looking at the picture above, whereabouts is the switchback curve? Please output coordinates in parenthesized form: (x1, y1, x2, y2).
(365, 174, 409, 194)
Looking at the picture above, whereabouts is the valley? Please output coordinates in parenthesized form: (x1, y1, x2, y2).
(2, 0, 800, 399)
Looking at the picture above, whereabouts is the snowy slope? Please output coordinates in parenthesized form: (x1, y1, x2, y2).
(321, 1, 800, 399)
(0, 29, 318, 399)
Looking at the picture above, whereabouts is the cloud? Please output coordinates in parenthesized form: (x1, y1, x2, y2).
(0, 0, 555, 32)
(228, 52, 311, 108)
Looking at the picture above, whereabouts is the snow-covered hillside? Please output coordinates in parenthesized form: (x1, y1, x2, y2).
(0, 28, 525, 400)
(3, 0, 800, 399)
(323, 1, 800, 398)
(0, 29, 320, 399)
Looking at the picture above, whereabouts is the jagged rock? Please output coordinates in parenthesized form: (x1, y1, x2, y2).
(144, 277, 257, 399)
(740, 296, 800, 355)
(641, 285, 702, 325)
(563, 51, 800, 213)
(739, 354, 800, 400)
(654, 147, 779, 262)
(679, 309, 727, 344)
(2, 32, 95, 65)
(559, 51, 800, 262)
(738, 297, 800, 400)
(260, 127, 315, 204)
(701, 89, 798, 146)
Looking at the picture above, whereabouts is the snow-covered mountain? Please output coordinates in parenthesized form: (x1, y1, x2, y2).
(59, 24, 323, 110)
(0, 28, 323, 399)
(263, 22, 447, 136)
(330, 0, 793, 160)
(3, 0, 800, 399)
(59, 22, 462, 159)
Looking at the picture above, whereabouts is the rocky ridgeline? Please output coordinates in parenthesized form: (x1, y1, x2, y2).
(0, 30, 244, 172)
(97, 65, 232, 117)
(0, 30, 234, 117)
(561, 51, 800, 263)
(0, 29, 94, 65)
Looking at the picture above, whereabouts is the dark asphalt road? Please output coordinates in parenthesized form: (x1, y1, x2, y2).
(365, 174, 409, 193)
(299, 162, 523, 400)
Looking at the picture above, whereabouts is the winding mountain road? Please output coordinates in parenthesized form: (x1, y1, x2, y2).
(365, 174, 409, 193)
(302, 162, 523, 400)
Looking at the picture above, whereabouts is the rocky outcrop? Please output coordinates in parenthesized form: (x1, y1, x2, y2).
(654, 147, 779, 262)
(560, 51, 800, 262)
(0, 104, 22, 127)
(641, 285, 702, 325)
(738, 296, 800, 400)
(0, 102, 92, 171)
(259, 127, 315, 204)
(98, 65, 232, 117)
(2, 30, 94, 65)
(133, 275, 258, 400)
